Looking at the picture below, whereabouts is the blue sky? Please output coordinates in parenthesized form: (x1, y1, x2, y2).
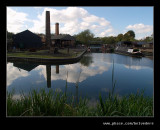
(7, 6, 153, 40)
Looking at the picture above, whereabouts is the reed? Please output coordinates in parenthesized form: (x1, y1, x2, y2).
(7, 88, 153, 116)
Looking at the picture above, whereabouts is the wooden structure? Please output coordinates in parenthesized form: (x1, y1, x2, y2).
(13, 30, 43, 50)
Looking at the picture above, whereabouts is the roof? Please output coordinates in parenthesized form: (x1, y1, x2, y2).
(51, 34, 75, 41)
(137, 41, 147, 45)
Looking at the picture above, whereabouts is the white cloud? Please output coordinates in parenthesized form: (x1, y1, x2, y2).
(99, 28, 115, 37)
(125, 23, 153, 39)
(28, 7, 115, 36)
(126, 23, 153, 33)
(7, 7, 117, 37)
(7, 7, 30, 33)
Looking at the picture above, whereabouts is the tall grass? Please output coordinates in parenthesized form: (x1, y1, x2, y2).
(7, 88, 153, 116)
(97, 59, 153, 116)
(98, 90, 153, 116)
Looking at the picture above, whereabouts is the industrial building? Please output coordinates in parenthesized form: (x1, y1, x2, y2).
(13, 30, 43, 50)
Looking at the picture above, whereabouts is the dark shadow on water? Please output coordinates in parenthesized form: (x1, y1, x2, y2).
(80, 53, 93, 67)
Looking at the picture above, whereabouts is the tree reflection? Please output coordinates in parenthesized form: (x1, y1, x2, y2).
(80, 54, 93, 67)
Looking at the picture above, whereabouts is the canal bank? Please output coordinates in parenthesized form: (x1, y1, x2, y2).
(7, 49, 87, 64)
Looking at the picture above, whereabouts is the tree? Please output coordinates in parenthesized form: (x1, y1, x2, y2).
(101, 36, 116, 44)
(75, 29, 94, 46)
(142, 34, 153, 42)
(7, 31, 14, 39)
(127, 30, 135, 38)
(122, 30, 135, 41)
(116, 34, 124, 42)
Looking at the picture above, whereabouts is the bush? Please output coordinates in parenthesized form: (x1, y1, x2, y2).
(133, 49, 139, 52)
(110, 48, 114, 53)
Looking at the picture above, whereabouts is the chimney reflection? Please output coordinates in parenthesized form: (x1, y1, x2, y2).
(56, 65, 59, 74)
(46, 65, 60, 88)
(46, 65, 51, 88)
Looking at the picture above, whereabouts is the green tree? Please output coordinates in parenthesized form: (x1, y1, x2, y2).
(116, 34, 124, 42)
(122, 30, 135, 41)
(101, 36, 116, 44)
(7, 31, 14, 39)
(75, 29, 94, 46)
(143, 34, 153, 42)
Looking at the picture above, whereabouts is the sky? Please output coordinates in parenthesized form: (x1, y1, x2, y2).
(7, 6, 153, 40)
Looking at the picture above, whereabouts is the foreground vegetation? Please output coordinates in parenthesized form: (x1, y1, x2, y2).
(7, 88, 153, 116)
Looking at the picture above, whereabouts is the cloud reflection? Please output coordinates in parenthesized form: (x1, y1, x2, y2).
(35, 60, 111, 84)
(124, 65, 144, 70)
(7, 63, 29, 86)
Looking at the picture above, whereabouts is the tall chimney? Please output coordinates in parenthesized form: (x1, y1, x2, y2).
(46, 11, 51, 48)
(55, 23, 59, 35)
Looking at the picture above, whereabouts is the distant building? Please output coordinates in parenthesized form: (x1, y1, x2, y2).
(116, 41, 153, 49)
(51, 34, 75, 48)
(13, 30, 43, 49)
(137, 41, 153, 48)
(117, 41, 135, 47)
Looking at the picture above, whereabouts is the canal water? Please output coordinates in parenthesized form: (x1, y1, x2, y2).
(7, 53, 153, 103)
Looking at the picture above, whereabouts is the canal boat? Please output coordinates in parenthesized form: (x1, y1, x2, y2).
(127, 48, 144, 57)
(115, 47, 144, 58)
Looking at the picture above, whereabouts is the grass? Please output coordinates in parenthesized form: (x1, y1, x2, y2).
(7, 88, 153, 116)
(98, 91, 153, 116)
(7, 49, 84, 59)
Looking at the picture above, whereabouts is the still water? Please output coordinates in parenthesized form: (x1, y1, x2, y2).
(7, 53, 153, 101)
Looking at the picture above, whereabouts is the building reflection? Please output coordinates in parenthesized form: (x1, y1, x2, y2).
(13, 62, 38, 72)
(12, 61, 60, 88)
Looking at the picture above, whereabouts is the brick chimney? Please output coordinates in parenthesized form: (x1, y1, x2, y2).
(46, 11, 51, 48)
(55, 23, 59, 35)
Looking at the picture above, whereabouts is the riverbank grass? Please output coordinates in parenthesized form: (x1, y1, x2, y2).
(7, 89, 153, 116)
(7, 48, 84, 59)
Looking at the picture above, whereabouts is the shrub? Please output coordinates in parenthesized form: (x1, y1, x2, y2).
(133, 49, 139, 52)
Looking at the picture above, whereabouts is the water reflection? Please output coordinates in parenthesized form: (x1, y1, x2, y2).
(46, 65, 51, 88)
(101, 53, 153, 69)
(46, 65, 60, 88)
(13, 62, 38, 72)
(80, 54, 93, 67)
(7, 53, 153, 99)
(7, 63, 29, 86)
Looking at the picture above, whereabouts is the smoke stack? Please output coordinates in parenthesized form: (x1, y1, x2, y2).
(55, 23, 59, 35)
(46, 11, 51, 48)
